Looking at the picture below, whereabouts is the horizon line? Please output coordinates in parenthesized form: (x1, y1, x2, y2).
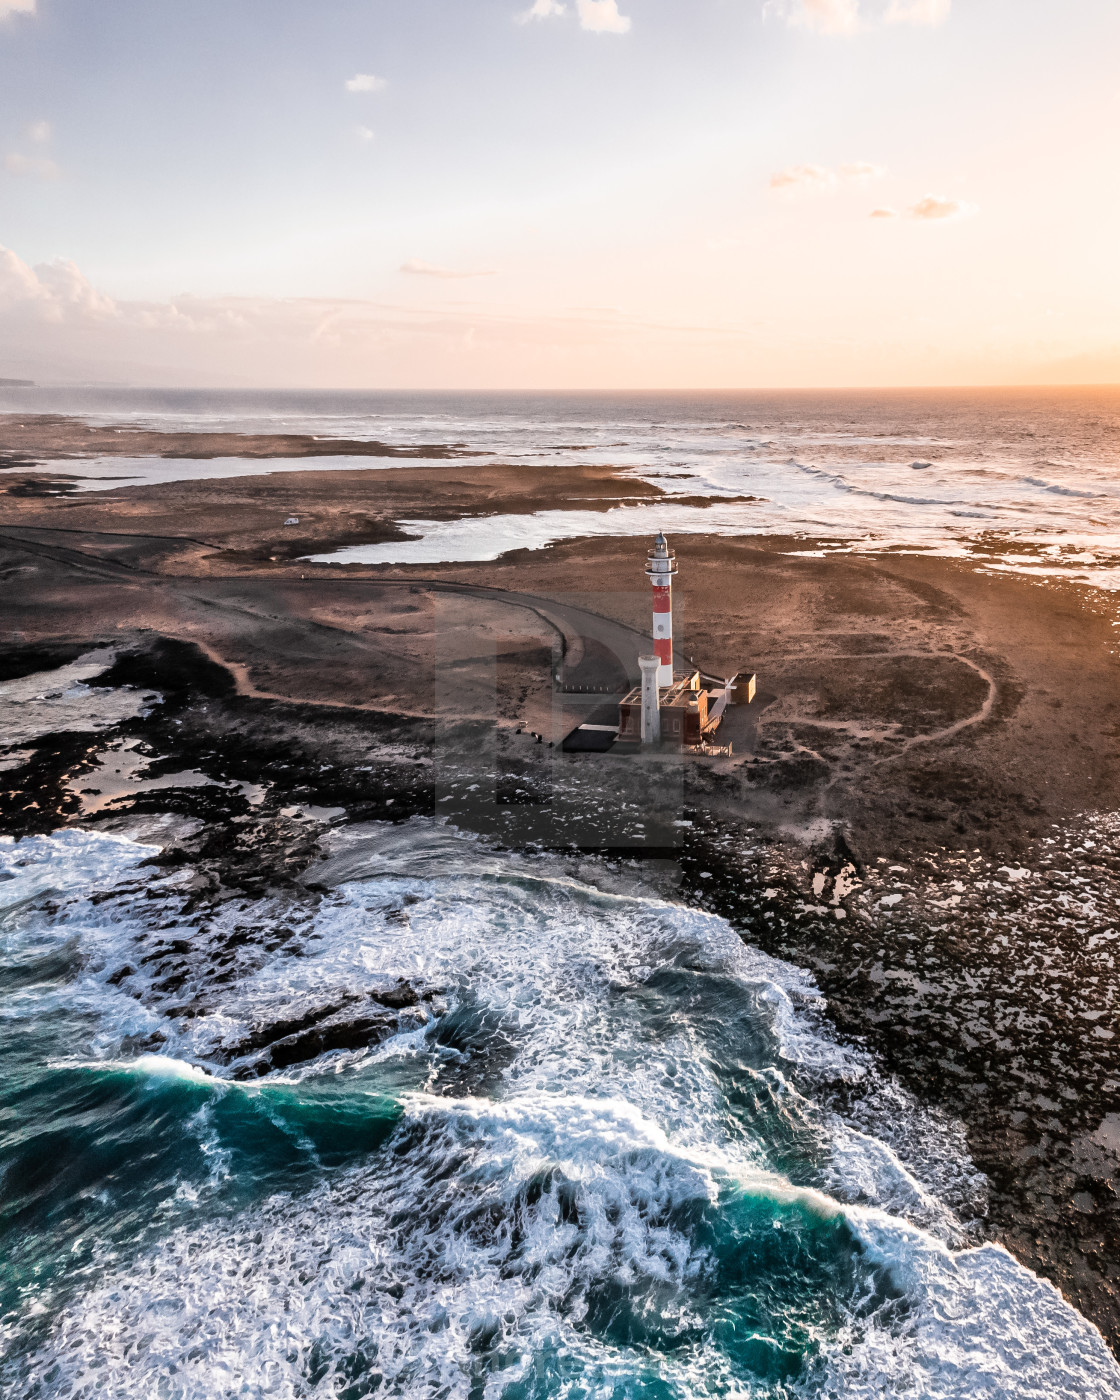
(5, 381, 1120, 395)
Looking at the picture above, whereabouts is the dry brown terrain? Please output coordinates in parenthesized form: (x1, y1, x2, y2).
(0, 412, 474, 463)
(3, 457, 1118, 851)
(1, 458, 677, 561)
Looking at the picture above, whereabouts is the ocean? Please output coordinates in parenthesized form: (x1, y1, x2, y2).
(2, 817, 1119, 1399)
(3, 385, 1120, 585)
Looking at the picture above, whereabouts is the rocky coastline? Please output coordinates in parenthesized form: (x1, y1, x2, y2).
(3, 440, 1120, 1351)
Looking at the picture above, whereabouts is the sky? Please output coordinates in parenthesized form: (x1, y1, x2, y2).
(1, 0, 1118, 389)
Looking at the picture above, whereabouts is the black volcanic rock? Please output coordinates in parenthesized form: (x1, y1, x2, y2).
(221, 987, 439, 1079)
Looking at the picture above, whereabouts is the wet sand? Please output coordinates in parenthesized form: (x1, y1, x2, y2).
(3, 454, 1120, 1348)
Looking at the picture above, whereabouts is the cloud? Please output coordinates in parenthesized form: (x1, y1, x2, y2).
(768, 164, 973, 225)
(5, 117, 56, 177)
(400, 259, 497, 279)
(0, 245, 116, 319)
(801, 0, 861, 32)
(0, 245, 43, 303)
(885, 0, 950, 24)
(517, 0, 630, 32)
(770, 163, 835, 191)
(0, 0, 36, 17)
(909, 193, 977, 220)
(768, 0, 949, 33)
(354, 125, 375, 143)
(3, 152, 58, 179)
(838, 161, 885, 180)
(517, 0, 566, 19)
(344, 73, 386, 94)
(1, 240, 748, 389)
(866, 195, 976, 220)
(769, 0, 861, 34)
(770, 161, 883, 193)
(576, 0, 630, 32)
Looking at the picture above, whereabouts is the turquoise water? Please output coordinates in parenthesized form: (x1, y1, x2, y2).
(1, 825, 1118, 1398)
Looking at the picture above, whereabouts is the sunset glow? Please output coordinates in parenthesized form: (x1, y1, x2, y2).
(1, 0, 1118, 388)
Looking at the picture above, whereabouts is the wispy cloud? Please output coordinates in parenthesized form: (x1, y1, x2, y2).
(4, 117, 57, 179)
(770, 163, 834, 191)
(0, 241, 743, 388)
(3, 152, 57, 179)
(344, 73, 386, 94)
(400, 259, 497, 279)
(868, 195, 976, 220)
(354, 125, 375, 143)
(768, 0, 949, 33)
(802, 0, 860, 33)
(838, 161, 884, 181)
(518, 0, 631, 32)
(768, 0, 861, 34)
(909, 193, 977, 220)
(769, 165, 970, 223)
(0, 0, 36, 18)
(517, 0, 566, 19)
(770, 161, 883, 192)
(885, 0, 950, 23)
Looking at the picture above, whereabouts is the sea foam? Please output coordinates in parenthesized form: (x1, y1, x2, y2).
(2, 823, 1118, 1398)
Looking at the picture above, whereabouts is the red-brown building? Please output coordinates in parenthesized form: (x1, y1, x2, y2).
(619, 671, 726, 748)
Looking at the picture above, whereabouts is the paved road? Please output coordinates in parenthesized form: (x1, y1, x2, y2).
(0, 524, 650, 700)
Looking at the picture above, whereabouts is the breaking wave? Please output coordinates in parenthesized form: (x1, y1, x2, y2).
(1, 825, 1117, 1398)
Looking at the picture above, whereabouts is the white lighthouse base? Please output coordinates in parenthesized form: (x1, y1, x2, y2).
(638, 656, 661, 745)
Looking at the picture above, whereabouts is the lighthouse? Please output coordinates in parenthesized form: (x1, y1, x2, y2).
(645, 531, 677, 687)
(611, 534, 753, 751)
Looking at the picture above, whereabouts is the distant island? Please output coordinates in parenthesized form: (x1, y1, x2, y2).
(0, 379, 34, 388)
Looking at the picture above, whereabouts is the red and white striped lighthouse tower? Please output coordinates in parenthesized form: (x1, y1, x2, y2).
(645, 531, 677, 688)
